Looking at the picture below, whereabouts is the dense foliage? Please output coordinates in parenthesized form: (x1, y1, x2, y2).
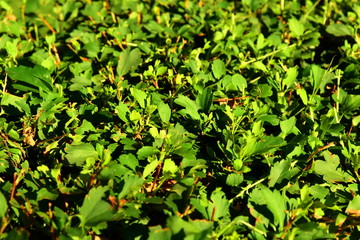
(1, 0, 360, 239)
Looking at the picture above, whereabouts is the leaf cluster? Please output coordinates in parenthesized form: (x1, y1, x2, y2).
(1, 0, 360, 239)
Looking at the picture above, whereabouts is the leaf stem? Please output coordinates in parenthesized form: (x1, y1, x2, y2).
(240, 44, 296, 67)
(334, 69, 342, 123)
(0, 217, 10, 236)
(229, 177, 266, 203)
(215, 218, 266, 238)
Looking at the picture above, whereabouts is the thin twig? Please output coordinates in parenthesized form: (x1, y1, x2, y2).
(307, 142, 335, 161)
(38, 14, 56, 34)
(229, 177, 267, 203)
(213, 96, 249, 102)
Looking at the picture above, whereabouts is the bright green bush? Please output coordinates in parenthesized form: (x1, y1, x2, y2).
(0, 0, 360, 239)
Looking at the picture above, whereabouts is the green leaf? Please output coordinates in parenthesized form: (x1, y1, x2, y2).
(65, 143, 98, 166)
(158, 102, 171, 123)
(117, 48, 142, 77)
(269, 159, 291, 187)
(332, 88, 348, 103)
(212, 59, 226, 79)
(280, 116, 299, 137)
(115, 102, 130, 122)
(0, 159, 9, 173)
(4, 228, 30, 240)
(69, 76, 92, 91)
(258, 84, 273, 98)
(289, 18, 304, 37)
(326, 23, 352, 37)
(79, 186, 115, 226)
(226, 173, 243, 186)
(207, 189, 230, 220)
(0, 1, 11, 12)
(166, 215, 213, 237)
(283, 67, 298, 89)
(130, 110, 142, 122)
(257, 115, 279, 126)
(342, 95, 360, 114)
(75, 119, 96, 135)
(353, 115, 360, 126)
(143, 160, 159, 178)
(256, 33, 266, 50)
(5, 39, 18, 58)
(137, 146, 160, 160)
(314, 160, 346, 183)
(131, 88, 147, 108)
(310, 65, 325, 92)
(45, 34, 56, 45)
(293, 222, 335, 239)
(346, 195, 360, 216)
(249, 187, 287, 230)
(308, 185, 329, 199)
(190, 191, 209, 219)
(269, 158, 299, 188)
(81, 1, 103, 22)
(156, 66, 168, 76)
(118, 174, 144, 199)
(84, 41, 100, 58)
(163, 159, 178, 174)
(1, 92, 31, 114)
(296, 88, 308, 105)
(253, 136, 285, 155)
(233, 159, 243, 171)
(197, 88, 213, 113)
(231, 74, 247, 92)
(148, 225, 172, 240)
(254, 61, 268, 72)
(6, 65, 53, 93)
(119, 154, 138, 172)
(36, 188, 59, 201)
(0, 191, 7, 218)
(240, 136, 257, 159)
(174, 95, 200, 120)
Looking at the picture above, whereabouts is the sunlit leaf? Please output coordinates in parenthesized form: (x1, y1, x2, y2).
(163, 158, 178, 174)
(118, 174, 144, 199)
(6, 65, 53, 93)
(174, 95, 200, 120)
(0, 191, 7, 218)
(65, 143, 98, 166)
(148, 225, 172, 240)
(289, 18, 304, 37)
(326, 23, 352, 37)
(158, 102, 171, 123)
(117, 48, 142, 77)
(280, 116, 299, 137)
(143, 160, 159, 179)
(226, 173, 243, 186)
(313, 155, 350, 183)
(346, 195, 360, 217)
(212, 59, 226, 79)
(253, 136, 285, 155)
(310, 65, 325, 92)
(131, 88, 147, 108)
(283, 66, 298, 89)
(207, 189, 230, 220)
(137, 146, 160, 160)
(249, 187, 287, 230)
(1, 92, 31, 114)
(119, 153, 139, 171)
